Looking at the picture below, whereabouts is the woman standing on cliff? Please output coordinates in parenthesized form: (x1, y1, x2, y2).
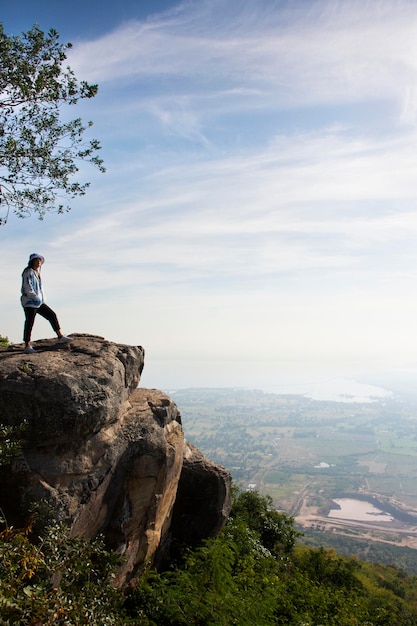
(21, 253, 72, 354)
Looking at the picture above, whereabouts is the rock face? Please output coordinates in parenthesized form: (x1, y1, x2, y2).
(0, 334, 232, 587)
(171, 442, 232, 547)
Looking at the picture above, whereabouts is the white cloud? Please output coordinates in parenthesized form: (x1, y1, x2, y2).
(39, 124, 417, 294)
(69, 0, 417, 121)
(4, 0, 417, 387)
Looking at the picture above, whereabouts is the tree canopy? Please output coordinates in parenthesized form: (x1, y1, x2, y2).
(1, 487, 417, 623)
(0, 23, 105, 224)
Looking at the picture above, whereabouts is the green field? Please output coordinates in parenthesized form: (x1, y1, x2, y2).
(172, 387, 417, 515)
(171, 388, 417, 572)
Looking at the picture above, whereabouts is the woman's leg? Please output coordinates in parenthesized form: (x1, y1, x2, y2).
(23, 307, 37, 346)
(37, 303, 62, 336)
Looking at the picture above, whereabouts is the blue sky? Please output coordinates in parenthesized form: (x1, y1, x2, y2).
(2, 0, 417, 391)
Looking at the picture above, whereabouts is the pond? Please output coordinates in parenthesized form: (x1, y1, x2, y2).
(328, 498, 394, 522)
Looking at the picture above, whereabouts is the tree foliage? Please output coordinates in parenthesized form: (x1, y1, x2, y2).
(0, 521, 123, 625)
(125, 491, 417, 625)
(1, 489, 417, 624)
(230, 489, 301, 555)
(0, 23, 105, 224)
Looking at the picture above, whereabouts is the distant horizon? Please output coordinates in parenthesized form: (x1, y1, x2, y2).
(141, 357, 417, 402)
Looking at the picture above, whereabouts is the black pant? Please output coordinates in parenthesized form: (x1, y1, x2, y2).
(23, 304, 60, 344)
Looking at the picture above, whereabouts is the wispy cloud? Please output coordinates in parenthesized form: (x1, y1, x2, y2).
(48, 125, 417, 289)
(70, 0, 417, 120)
(4, 0, 417, 378)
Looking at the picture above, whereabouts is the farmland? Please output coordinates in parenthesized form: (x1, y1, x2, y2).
(171, 387, 417, 573)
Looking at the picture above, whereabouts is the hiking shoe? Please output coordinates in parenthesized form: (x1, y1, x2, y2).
(58, 336, 72, 344)
(24, 346, 37, 354)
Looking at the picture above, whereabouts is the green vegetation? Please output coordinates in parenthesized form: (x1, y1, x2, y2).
(0, 335, 10, 348)
(0, 23, 104, 224)
(2, 387, 417, 621)
(172, 388, 417, 505)
(0, 336, 25, 464)
(0, 420, 27, 465)
(0, 520, 122, 624)
(171, 388, 417, 573)
(301, 526, 417, 576)
(2, 490, 417, 624)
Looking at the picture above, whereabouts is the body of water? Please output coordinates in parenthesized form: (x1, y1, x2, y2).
(145, 358, 394, 403)
(328, 498, 394, 523)
(265, 377, 392, 403)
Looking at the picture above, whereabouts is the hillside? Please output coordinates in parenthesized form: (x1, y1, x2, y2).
(2, 489, 417, 624)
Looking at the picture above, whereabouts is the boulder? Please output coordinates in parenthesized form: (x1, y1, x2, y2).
(0, 334, 232, 586)
(0, 334, 144, 443)
(170, 441, 232, 546)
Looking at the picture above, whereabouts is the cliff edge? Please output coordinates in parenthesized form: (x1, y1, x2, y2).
(0, 334, 232, 587)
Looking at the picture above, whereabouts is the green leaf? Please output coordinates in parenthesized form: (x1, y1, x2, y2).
(0, 22, 105, 223)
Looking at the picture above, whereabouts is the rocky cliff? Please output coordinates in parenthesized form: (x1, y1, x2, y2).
(0, 334, 232, 587)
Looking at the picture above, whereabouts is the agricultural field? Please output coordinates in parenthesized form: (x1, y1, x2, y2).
(171, 387, 417, 573)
